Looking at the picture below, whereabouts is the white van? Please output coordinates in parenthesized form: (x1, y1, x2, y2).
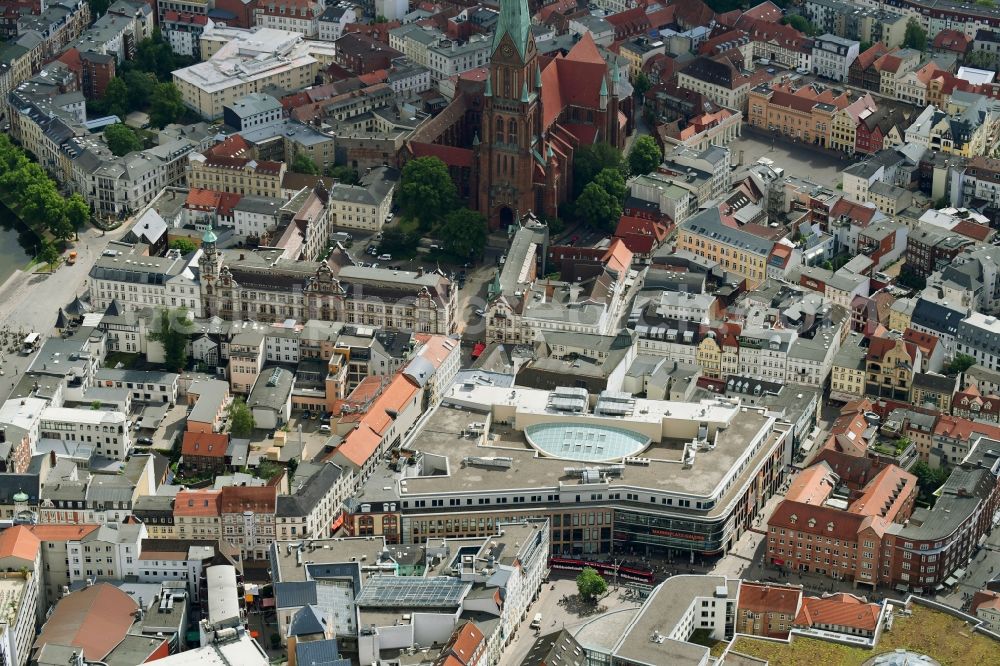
(530, 613, 542, 629)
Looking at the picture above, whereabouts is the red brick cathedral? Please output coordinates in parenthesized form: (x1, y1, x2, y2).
(407, 0, 630, 229)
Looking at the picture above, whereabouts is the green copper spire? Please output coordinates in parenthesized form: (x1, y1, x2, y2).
(600, 76, 608, 98)
(472, 132, 480, 146)
(520, 79, 529, 103)
(491, 0, 531, 60)
(202, 224, 217, 244)
(484, 74, 492, 97)
(535, 63, 542, 89)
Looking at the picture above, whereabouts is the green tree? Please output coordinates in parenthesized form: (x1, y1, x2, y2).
(633, 71, 651, 99)
(149, 83, 186, 128)
(781, 14, 819, 36)
(65, 194, 90, 233)
(373, 14, 389, 22)
(170, 238, 198, 254)
(103, 78, 129, 120)
(593, 168, 626, 203)
(627, 135, 662, 176)
(150, 308, 190, 372)
(325, 164, 360, 184)
(576, 567, 607, 601)
(965, 50, 995, 69)
(398, 156, 457, 229)
(934, 195, 951, 209)
(230, 398, 256, 438)
(946, 353, 976, 375)
(37, 240, 60, 268)
(904, 18, 928, 51)
(121, 70, 157, 113)
(104, 124, 143, 156)
(88, 0, 111, 15)
(576, 180, 622, 231)
(911, 461, 949, 503)
(573, 142, 623, 196)
(439, 208, 487, 258)
(291, 152, 320, 175)
(379, 226, 416, 256)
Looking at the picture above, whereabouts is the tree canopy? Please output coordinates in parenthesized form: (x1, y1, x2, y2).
(326, 164, 360, 184)
(150, 308, 190, 372)
(965, 49, 995, 69)
(781, 14, 820, 36)
(230, 398, 256, 438)
(38, 240, 60, 268)
(149, 83, 186, 129)
(945, 353, 976, 375)
(291, 153, 320, 175)
(439, 208, 488, 259)
(573, 142, 623, 196)
(576, 180, 622, 231)
(576, 567, 607, 601)
(0, 135, 80, 240)
(398, 156, 457, 230)
(904, 19, 927, 51)
(628, 135, 662, 176)
(170, 238, 198, 255)
(104, 124, 143, 156)
(633, 71, 651, 99)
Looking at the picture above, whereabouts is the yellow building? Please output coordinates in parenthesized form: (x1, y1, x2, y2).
(865, 336, 919, 401)
(888, 298, 914, 332)
(697, 337, 722, 378)
(677, 207, 773, 289)
(830, 334, 867, 402)
(188, 134, 287, 197)
(830, 94, 877, 154)
(747, 82, 851, 148)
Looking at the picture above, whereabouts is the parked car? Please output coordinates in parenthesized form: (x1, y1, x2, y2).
(475, 308, 485, 317)
(378, 253, 392, 261)
(136, 436, 153, 445)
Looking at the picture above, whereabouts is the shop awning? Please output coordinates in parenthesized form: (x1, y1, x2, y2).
(944, 576, 958, 587)
(895, 584, 908, 593)
(955, 568, 967, 578)
(472, 342, 486, 358)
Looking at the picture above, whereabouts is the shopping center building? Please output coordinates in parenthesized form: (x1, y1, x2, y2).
(348, 382, 796, 559)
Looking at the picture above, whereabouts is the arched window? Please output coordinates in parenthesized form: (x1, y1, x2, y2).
(495, 117, 504, 145)
(509, 119, 518, 147)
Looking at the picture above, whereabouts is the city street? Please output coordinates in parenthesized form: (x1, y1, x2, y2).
(497, 576, 643, 666)
(0, 223, 126, 398)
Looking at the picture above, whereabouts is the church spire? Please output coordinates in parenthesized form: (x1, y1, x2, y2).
(491, 0, 531, 59)
(599, 76, 608, 110)
(520, 79, 529, 103)
(535, 63, 542, 89)
(484, 74, 492, 97)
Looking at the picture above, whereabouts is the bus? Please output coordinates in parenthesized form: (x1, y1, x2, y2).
(21, 332, 40, 354)
(548, 557, 655, 584)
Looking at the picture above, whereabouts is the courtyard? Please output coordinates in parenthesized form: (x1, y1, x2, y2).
(730, 128, 853, 192)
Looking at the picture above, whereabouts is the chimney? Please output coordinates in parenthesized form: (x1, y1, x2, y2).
(49, 451, 56, 466)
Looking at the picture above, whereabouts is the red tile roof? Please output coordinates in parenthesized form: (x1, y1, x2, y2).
(540, 32, 608, 130)
(0, 525, 40, 562)
(855, 43, 892, 71)
(330, 374, 419, 467)
(28, 525, 100, 541)
(33, 583, 139, 661)
(186, 188, 222, 210)
(174, 490, 222, 518)
(409, 142, 474, 168)
(220, 485, 277, 514)
(794, 594, 880, 631)
(742, 1, 783, 22)
(182, 431, 229, 458)
(952, 219, 992, 242)
(738, 581, 803, 615)
(933, 29, 972, 53)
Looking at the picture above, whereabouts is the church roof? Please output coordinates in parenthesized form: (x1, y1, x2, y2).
(492, 0, 531, 59)
(540, 33, 609, 130)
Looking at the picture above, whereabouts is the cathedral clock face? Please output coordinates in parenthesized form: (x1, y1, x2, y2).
(503, 45, 513, 57)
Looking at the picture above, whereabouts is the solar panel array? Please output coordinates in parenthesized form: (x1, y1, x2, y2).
(355, 576, 469, 608)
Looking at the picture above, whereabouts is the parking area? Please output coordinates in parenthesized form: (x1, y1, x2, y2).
(730, 129, 849, 191)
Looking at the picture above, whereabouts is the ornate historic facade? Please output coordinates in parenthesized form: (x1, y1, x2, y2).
(198, 229, 456, 333)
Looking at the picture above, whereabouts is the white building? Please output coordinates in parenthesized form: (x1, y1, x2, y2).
(232, 196, 285, 238)
(317, 3, 355, 42)
(329, 167, 397, 231)
(0, 572, 38, 666)
(223, 93, 283, 132)
(275, 462, 352, 540)
(253, 0, 323, 38)
(93, 368, 180, 405)
(89, 248, 203, 317)
(38, 406, 131, 459)
(66, 522, 147, 583)
(812, 34, 859, 82)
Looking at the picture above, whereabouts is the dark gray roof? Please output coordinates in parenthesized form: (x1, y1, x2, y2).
(274, 581, 318, 609)
(294, 639, 350, 666)
(276, 463, 343, 517)
(0, 474, 41, 503)
(288, 604, 327, 637)
(680, 207, 775, 256)
(911, 298, 964, 337)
